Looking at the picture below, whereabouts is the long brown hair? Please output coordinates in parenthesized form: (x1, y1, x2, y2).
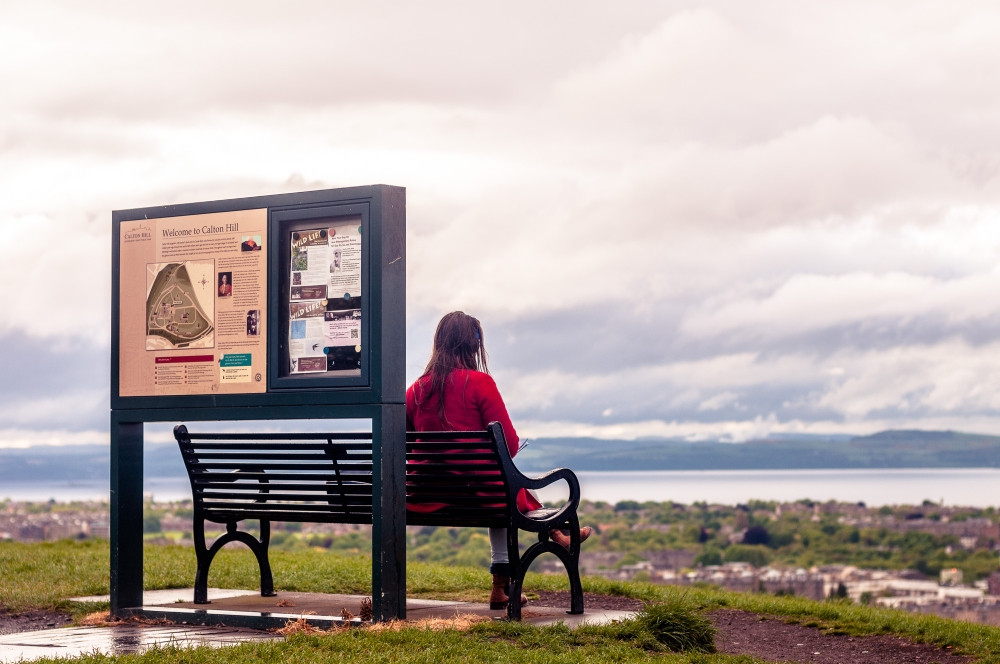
(418, 311, 489, 423)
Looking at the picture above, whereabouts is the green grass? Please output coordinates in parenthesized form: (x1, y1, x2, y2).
(0, 539, 111, 612)
(2, 539, 1000, 662)
(45, 625, 765, 664)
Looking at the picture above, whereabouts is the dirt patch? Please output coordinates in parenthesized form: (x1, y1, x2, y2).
(710, 609, 976, 663)
(0, 608, 73, 635)
(529, 596, 977, 662)
(531, 590, 645, 612)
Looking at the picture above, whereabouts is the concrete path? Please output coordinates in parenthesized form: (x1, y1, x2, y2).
(0, 589, 637, 662)
(0, 623, 278, 662)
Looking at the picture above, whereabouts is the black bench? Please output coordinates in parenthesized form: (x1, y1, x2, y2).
(173, 421, 584, 620)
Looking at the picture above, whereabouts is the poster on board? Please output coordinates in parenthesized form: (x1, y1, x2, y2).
(287, 223, 362, 376)
(118, 209, 268, 396)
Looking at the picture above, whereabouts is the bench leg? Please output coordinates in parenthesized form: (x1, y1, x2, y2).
(505, 528, 522, 620)
(192, 519, 276, 602)
(509, 529, 585, 619)
(550, 516, 585, 615)
(192, 519, 211, 604)
(566, 555, 584, 615)
(256, 520, 275, 597)
(222, 521, 276, 598)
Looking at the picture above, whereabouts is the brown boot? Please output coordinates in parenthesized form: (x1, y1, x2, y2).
(549, 526, 593, 550)
(489, 574, 528, 610)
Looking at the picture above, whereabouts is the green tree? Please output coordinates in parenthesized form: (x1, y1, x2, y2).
(694, 548, 722, 567)
(724, 544, 771, 568)
(142, 513, 162, 534)
(742, 525, 771, 546)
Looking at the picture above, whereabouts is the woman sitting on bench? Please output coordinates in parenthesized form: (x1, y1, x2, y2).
(406, 310, 592, 609)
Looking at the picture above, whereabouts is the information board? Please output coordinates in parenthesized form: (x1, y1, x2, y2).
(112, 185, 404, 409)
(287, 220, 363, 376)
(118, 209, 268, 397)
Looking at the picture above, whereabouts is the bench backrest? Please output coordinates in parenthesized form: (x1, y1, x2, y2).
(174, 426, 376, 524)
(173, 423, 513, 528)
(404, 424, 511, 528)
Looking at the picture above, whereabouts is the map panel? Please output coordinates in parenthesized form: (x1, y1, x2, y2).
(145, 261, 215, 350)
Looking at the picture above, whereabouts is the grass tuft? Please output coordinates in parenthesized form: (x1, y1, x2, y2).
(78, 611, 113, 626)
(633, 602, 717, 653)
(368, 614, 490, 632)
(276, 618, 324, 635)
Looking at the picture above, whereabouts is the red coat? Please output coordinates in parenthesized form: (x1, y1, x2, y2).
(406, 369, 541, 512)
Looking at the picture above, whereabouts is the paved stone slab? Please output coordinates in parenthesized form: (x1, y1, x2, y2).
(1, 589, 638, 662)
(70, 588, 257, 605)
(0, 624, 278, 663)
(69, 588, 636, 628)
(156, 590, 635, 628)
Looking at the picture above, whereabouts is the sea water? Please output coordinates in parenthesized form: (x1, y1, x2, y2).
(4, 468, 1000, 507)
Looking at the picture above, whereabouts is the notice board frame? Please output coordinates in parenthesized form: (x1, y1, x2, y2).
(109, 185, 406, 622)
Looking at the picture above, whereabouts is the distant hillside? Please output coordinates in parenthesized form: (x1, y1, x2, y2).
(2, 430, 999, 484)
(513, 429, 1000, 472)
(0, 444, 184, 483)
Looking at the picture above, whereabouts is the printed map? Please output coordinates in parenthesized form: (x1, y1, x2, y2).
(145, 261, 215, 350)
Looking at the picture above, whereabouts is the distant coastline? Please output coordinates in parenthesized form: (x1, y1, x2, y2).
(4, 468, 1000, 508)
(2, 429, 999, 483)
(516, 429, 1000, 472)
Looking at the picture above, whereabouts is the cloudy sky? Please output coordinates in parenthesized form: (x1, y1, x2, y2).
(3, 0, 1000, 448)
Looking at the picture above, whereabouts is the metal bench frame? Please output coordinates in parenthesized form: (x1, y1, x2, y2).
(174, 421, 584, 620)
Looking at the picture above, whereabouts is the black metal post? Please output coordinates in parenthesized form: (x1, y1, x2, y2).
(371, 403, 407, 621)
(110, 416, 144, 616)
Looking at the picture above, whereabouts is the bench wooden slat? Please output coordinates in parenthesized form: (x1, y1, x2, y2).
(407, 505, 507, 515)
(181, 441, 372, 455)
(193, 472, 372, 482)
(201, 500, 375, 511)
(196, 483, 373, 492)
(183, 450, 372, 457)
(180, 432, 374, 441)
(406, 492, 504, 499)
(189, 463, 370, 472)
(204, 510, 374, 523)
(198, 490, 374, 500)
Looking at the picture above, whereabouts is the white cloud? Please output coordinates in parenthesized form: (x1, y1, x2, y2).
(0, 428, 107, 449)
(698, 391, 742, 412)
(0, 388, 107, 429)
(497, 336, 1000, 437)
(0, 212, 110, 343)
(816, 340, 1000, 418)
(678, 266, 1000, 346)
(4, 0, 1000, 445)
(517, 412, 1000, 443)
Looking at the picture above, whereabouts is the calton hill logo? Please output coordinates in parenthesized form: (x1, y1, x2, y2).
(123, 224, 153, 243)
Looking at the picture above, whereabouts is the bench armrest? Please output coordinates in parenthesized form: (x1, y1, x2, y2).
(514, 468, 581, 530)
(486, 422, 582, 530)
(512, 466, 580, 505)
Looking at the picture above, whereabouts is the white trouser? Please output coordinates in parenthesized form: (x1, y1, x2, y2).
(489, 527, 507, 564)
